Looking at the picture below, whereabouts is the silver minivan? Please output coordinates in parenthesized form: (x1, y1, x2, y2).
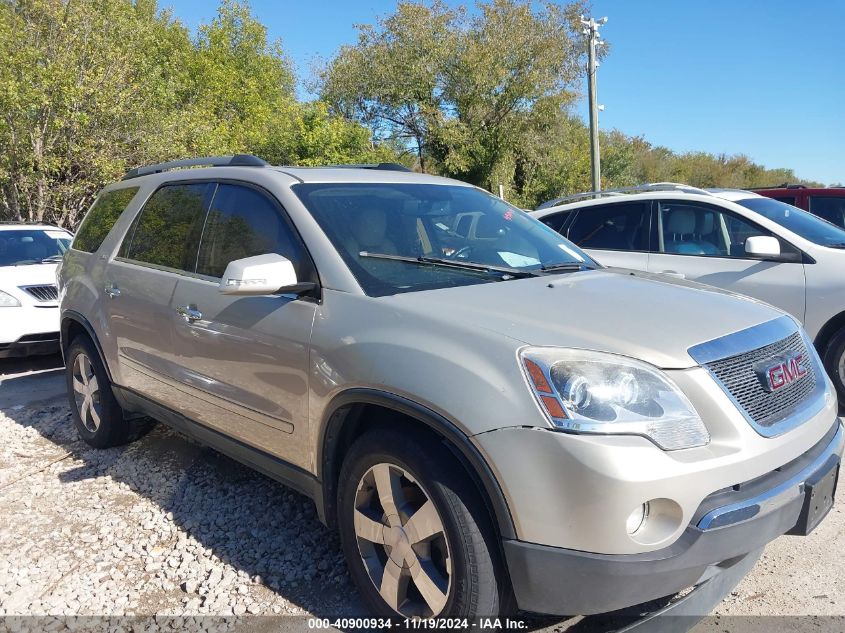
(59, 158, 841, 625)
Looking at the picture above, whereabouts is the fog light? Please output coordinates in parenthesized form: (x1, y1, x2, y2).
(626, 502, 650, 535)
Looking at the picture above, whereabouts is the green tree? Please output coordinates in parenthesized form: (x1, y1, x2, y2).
(320, 0, 587, 195)
(0, 0, 399, 228)
(0, 0, 191, 226)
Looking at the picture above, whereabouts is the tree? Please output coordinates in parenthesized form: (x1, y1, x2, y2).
(320, 0, 587, 193)
(0, 0, 400, 228)
(0, 0, 191, 226)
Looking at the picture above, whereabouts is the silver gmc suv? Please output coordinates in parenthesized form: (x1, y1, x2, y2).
(58, 155, 842, 623)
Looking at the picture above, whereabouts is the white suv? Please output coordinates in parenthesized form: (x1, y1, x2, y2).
(532, 184, 845, 402)
(0, 222, 73, 358)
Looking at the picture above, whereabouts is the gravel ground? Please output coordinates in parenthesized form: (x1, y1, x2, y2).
(0, 355, 843, 632)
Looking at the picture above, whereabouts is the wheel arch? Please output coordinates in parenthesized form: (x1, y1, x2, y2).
(61, 310, 113, 381)
(814, 310, 845, 356)
(318, 388, 516, 541)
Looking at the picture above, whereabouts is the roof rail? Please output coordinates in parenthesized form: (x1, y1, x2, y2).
(749, 183, 807, 190)
(324, 162, 413, 172)
(536, 182, 714, 209)
(122, 154, 268, 180)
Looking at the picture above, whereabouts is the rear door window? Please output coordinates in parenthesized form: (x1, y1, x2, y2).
(538, 209, 576, 234)
(120, 183, 213, 272)
(72, 187, 139, 253)
(567, 203, 650, 251)
(808, 196, 845, 228)
(195, 183, 313, 282)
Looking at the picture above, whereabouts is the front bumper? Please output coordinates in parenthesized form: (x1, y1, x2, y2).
(504, 421, 842, 616)
(0, 304, 61, 358)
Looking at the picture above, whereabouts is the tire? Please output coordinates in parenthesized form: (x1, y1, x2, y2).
(823, 327, 845, 407)
(337, 428, 511, 619)
(65, 335, 153, 448)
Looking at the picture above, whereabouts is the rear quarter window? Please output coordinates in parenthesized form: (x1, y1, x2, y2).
(72, 187, 140, 253)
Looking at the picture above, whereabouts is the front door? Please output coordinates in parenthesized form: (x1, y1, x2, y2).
(647, 200, 806, 322)
(168, 182, 318, 469)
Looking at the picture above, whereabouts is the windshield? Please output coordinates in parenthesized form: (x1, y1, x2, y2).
(0, 229, 72, 266)
(735, 198, 845, 248)
(293, 183, 595, 296)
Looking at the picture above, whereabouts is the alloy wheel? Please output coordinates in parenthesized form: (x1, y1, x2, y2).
(353, 462, 452, 617)
(839, 348, 845, 388)
(72, 352, 102, 433)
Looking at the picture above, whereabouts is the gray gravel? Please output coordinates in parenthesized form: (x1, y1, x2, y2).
(0, 356, 358, 623)
(0, 355, 843, 630)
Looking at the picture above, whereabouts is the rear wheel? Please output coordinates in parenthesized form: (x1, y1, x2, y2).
(66, 335, 152, 448)
(337, 429, 510, 619)
(823, 327, 845, 407)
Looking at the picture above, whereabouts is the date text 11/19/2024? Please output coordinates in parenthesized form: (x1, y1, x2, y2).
(308, 618, 529, 629)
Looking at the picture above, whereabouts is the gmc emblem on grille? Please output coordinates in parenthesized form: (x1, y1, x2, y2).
(754, 352, 807, 393)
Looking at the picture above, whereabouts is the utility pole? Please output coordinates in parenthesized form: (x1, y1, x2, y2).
(581, 15, 607, 193)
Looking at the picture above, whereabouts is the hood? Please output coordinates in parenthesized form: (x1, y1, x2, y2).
(0, 262, 60, 300)
(385, 268, 787, 369)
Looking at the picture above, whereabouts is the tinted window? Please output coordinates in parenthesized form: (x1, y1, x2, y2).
(773, 196, 797, 205)
(73, 188, 139, 253)
(123, 183, 212, 271)
(293, 183, 594, 297)
(658, 201, 796, 258)
(568, 203, 650, 251)
(735, 197, 845, 248)
(196, 184, 311, 280)
(808, 196, 845, 229)
(0, 229, 72, 266)
(539, 210, 574, 233)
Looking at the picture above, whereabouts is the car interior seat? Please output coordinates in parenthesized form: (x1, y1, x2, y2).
(694, 212, 722, 255)
(664, 208, 711, 255)
(346, 206, 399, 257)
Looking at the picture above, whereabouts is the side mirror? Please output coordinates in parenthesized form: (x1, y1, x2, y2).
(745, 235, 781, 259)
(218, 253, 299, 296)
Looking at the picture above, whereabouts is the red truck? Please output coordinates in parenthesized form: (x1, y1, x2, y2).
(751, 184, 845, 228)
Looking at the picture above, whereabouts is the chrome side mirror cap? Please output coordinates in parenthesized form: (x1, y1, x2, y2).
(218, 253, 299, 296)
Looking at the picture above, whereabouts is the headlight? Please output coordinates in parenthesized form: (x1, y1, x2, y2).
(0, 290, 21, 307)
(520, 347, 709, 450)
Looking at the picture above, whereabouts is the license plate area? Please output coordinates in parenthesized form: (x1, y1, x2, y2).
(788, 460, 839, 536)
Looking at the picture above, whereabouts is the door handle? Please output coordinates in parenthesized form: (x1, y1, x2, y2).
(176, 305, 203, 323)
(658, 270, 686, 279)
(104, 285, 121, 298)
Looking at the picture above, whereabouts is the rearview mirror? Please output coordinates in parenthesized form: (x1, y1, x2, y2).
(745, 236, 781, 259)
(218, 253, 299, 296)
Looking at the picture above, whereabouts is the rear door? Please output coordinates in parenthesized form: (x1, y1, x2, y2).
(167, 182, 318, 467)
(564, 201, 652, 270)
(105, 182, 212, 408)
(646, 200, 806, 320)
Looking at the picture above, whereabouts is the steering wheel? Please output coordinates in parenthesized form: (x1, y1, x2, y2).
(451, 245, 474, 260)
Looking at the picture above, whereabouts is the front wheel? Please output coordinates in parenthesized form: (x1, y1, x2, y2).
(823, 327, 845, 407)
(337, 429, 510, 619)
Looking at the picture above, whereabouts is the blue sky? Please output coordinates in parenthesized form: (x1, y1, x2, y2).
(168, 0, 844, 184)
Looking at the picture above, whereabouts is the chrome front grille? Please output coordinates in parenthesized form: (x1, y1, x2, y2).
(20, 284, 58, 302)
(705, 330, 819, 430)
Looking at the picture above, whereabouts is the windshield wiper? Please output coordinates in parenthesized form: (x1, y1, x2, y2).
(359, 252, 540, 279)
(13, 255, 64, 266)
(541, 262, 597, 272)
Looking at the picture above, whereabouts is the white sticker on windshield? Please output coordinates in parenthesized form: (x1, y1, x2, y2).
(498, 251, 540, 267)
(558, 243, 585, 261)
(45, 230, 71, 240)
